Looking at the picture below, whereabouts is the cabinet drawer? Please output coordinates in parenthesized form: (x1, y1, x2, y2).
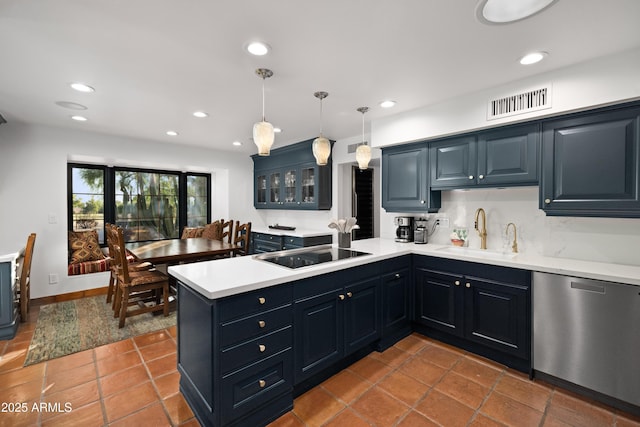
(253, 233, 282, 243)
(281, 236, 303, 249)
(221, 326, 292, 374)
(219, 283, 292, 322)
(220, 305, 292, 348)
(220, 349, 292, 425)
(254, 240, 282, 253)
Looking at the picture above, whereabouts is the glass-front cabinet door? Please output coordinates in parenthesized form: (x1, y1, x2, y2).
(301, 166, 316, 206)
(270, 171, 281, 204)
(256, 174, 267, 206)
(284, 169, 297, 204)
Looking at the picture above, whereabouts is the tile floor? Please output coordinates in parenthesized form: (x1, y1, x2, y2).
(1, 303, 639, 427)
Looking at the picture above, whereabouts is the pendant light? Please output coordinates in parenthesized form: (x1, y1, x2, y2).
(253, 68, 274, 156)
(312, 91, 331, 166)
(355, 107, 371, 170)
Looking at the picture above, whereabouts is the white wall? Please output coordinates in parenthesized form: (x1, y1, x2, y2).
(0, 122, 258, 298)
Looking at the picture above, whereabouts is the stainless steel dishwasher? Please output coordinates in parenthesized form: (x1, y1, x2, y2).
(533, 272, 640, 407)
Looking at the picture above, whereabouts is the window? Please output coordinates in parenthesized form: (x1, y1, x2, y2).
(68, 164, 210, 244)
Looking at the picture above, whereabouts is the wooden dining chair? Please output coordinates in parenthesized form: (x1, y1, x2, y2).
(111, 225, 169, 328)
(233, 221, 252, 256)
(18, 233, 36, 322)
(220, 219, 234, 244)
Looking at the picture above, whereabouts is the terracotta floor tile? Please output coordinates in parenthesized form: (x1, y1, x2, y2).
(541, 414, 575, 427)
(167, 325, 177, 339)
(268, 411, 305, 427)
(368, 345, 410, 368)
(41, 379, 100, 420)
(163, 393, 195, 425)
(416, 344, 463, 369)
(616, 411, 640, 427)
(44, 362, 97, 395)
(323, 408, 371, 427)
(103, 381, 159, 422)
(480, 391, 544, 427)
(293, 387, 345, 427)
(435, 371, 490, 409)
(393, 333, 430, 354)
(414, 390, 475, 427)
(0, 403, 41, 427)
(96, 350, 142, 377)
(452, 356, 502, 388)
(46, 348, 94, 373)
(138, 339, 176, 363)
(41, 400, 105, 427)
(153, 371, 180, 399)
(4, 337, 31, 352)
(321, 369, 372, 404)
(545, 390, 614, 427)
(0, 379, 42, 404)
(133, 330, 173, 348)
(0, 348, 29, 373)
(351, 387, 409, 427)
(397, 410, 440, 427)
(469, 413, 509, 427)
(109, 402, 171, 427)
(145, 352, 177, 378)
(94, 339, 135, 360)
(377, 370, 430, 406)
(493, 373, 552, 412)
(398, 357, 446, 386)
(347, 355, 393, 383)
(99, 364, 150, 397)
(0, 362, 45, 390)
(178, 418, 201, 427)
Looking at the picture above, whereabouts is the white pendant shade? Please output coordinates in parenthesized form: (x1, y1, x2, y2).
(355, 143, 371, 170)
(253, 120, 275, 156)
(312, 136, 331, 166)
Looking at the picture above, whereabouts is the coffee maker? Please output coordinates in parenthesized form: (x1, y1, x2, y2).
(414, 217, 429, 244)
(394, 216, 414, 242)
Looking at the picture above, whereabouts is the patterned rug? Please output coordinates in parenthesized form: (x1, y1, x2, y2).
(24, 295, 176, 366)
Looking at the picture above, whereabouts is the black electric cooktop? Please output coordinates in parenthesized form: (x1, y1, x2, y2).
(256, 246, 371, 269)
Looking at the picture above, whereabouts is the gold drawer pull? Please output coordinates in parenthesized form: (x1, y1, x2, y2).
(454, 280, 460, 286)
(338, 294, 345, 300)
(258, 320, 266, 328)
(466, 283, 471, 288)
(346, 292, 353, 298)
(258, 344, 266, 352)
(259, 379, 266, 388)
(258, 297, 266, 305)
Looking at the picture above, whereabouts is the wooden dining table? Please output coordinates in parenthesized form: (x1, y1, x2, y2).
(125, 238, 237, 265)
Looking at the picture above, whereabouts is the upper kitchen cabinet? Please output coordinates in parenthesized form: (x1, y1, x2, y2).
(252, 139, 332, 210)
(382, 143, 441, 212)
(540, 103, 640, 217)
(430, 124, 539, 189)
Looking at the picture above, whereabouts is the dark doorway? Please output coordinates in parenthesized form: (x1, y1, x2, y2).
(352, 166, 374, 240)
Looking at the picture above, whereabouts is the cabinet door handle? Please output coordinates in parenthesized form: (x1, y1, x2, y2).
(338, 294, 345, 300)
(420, 200, 425, 204)
(258, 320, 266, 328)
(395, 273, 401, 279)
(468, 175, 474, 180)
(258, 344, 266, 352)
(544, 198, 551, 204)
(259, 379, 266, 388)
(478, 174, 484, 180)
(258, 297, 266, 305)
(346, 292, 353, 298)
(454, 280, 460, 286)
(465, 282, 471, 288)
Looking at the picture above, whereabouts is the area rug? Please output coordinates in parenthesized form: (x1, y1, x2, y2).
(24, 295, 176, 366)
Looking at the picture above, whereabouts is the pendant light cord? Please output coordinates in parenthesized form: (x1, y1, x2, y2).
(261, 77, 266, 121)
(319, 97, 323, 136)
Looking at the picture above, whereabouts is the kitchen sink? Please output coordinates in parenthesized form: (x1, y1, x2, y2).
(436, 246, 517, 260)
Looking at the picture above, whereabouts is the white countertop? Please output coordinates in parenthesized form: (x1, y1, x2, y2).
(168, 238, 640, 300)
(252, 227, 333, 238)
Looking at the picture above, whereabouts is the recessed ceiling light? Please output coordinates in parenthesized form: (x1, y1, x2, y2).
(70, 83, 95, 93)
(166, 130, 178, 136)
(232, 141, 242, 146)
(56, 101, 87, 110)
(193, 111, 208, 118)
(70, 115, 88, 121)
(273, 127, 282, 133)
(380, 100, 396, 108)
(520, 51, 547, 65)
(246, 41, 270, 56)
(476, 0, 557, 24)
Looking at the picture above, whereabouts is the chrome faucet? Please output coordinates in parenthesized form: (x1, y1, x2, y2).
(506, 222, 518, 253)
(474, 208, 487, 249)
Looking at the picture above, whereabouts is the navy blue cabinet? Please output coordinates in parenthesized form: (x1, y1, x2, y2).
(430, 124, 539, 189)
(0, 254, 19, 340)
(382, 143, 441, 212)
(413, 256, 531, 372)
(540, 104, 640, 217)
(253, 140, 332, 210)
(251, 232, 332, 254)
(379, 256, 412, 349)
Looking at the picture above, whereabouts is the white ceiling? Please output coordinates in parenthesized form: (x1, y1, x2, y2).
(1, 0, 640, 155)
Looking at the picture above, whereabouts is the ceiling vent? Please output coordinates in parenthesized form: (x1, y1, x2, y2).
(487, 84, 552, 120)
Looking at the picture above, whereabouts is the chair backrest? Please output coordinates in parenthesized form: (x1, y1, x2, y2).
(220, 219, 233, 244)
(111, 226, 132, 284)
(19, 233, 36, 290)
(233, 221, 252, 256)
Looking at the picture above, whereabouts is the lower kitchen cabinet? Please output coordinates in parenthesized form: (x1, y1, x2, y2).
(379, 256, 412, 349)
(413, 255, 531, 372)
(251, 232, 332, 254)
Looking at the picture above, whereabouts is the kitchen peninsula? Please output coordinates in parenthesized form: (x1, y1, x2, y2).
(168, 238, 640, 426)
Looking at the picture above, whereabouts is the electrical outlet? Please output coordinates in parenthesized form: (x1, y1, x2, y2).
(435, 217, 450, 228)
(49, 273, 59, 284)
